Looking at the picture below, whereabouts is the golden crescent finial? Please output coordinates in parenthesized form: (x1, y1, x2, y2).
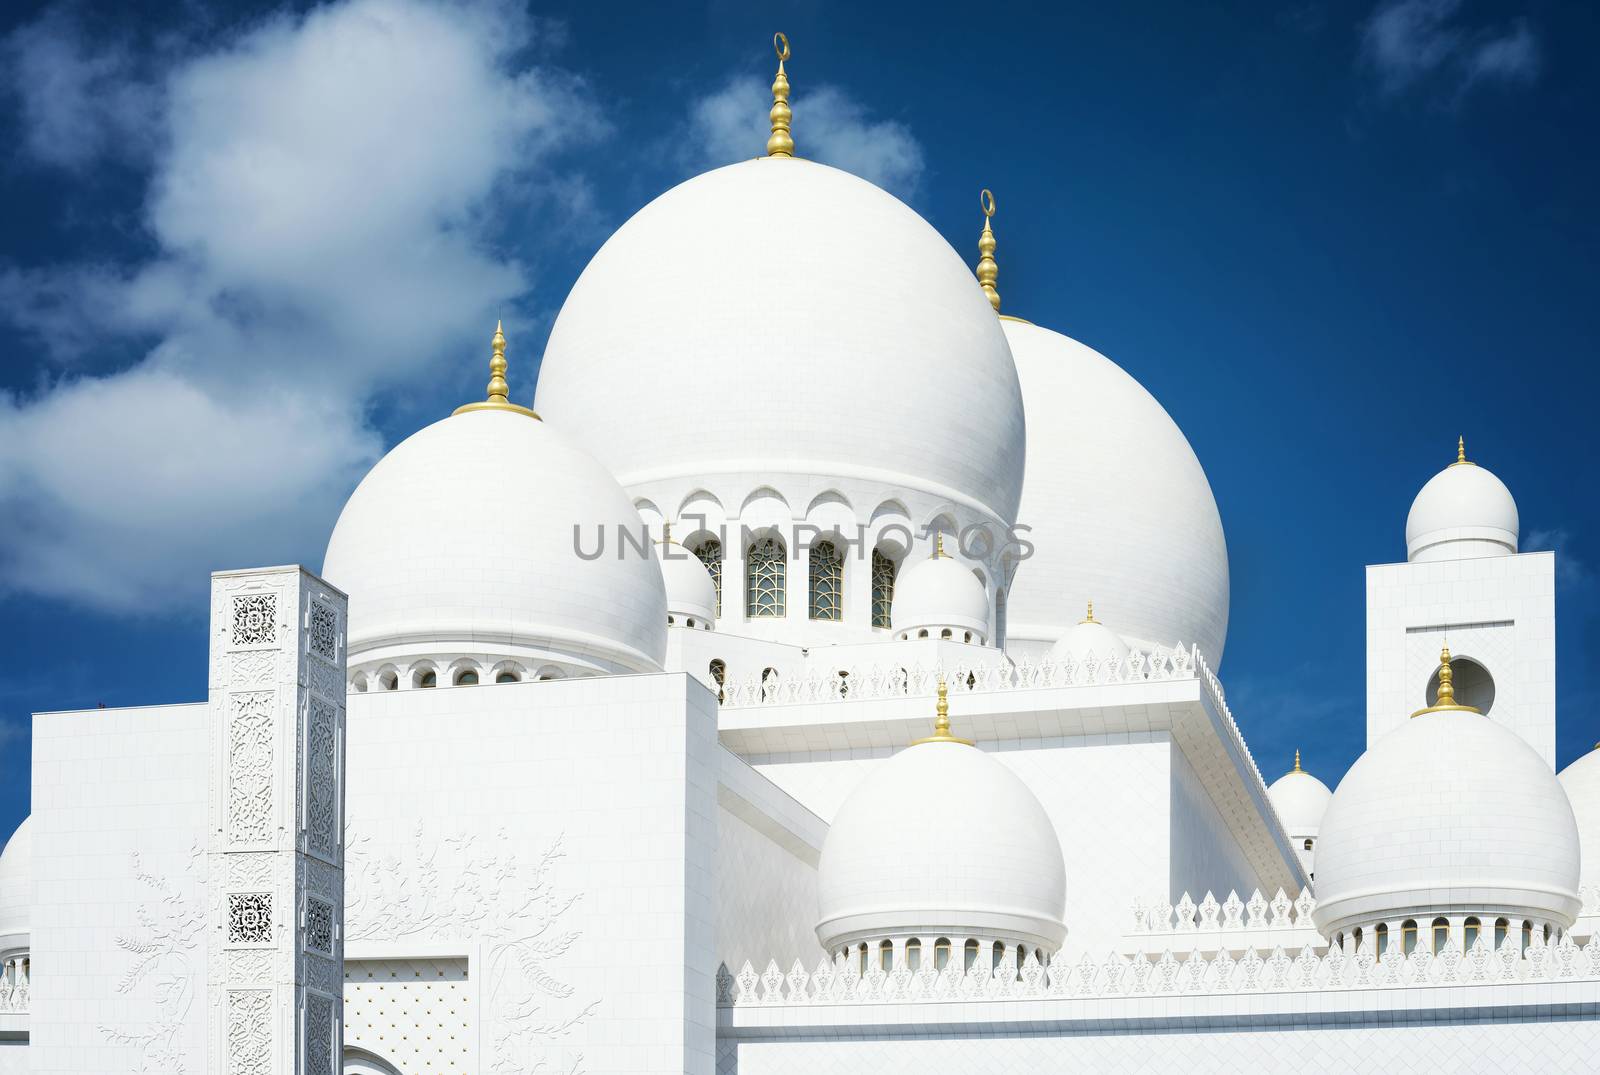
(1451, 435, 1473, 467)
(454, 320, 540, 419)
(934, 532, 946, 559)
(1292, 749, 1302, 774)
(912, 677, 975, 746)
(1412, 642, 1480, 717)
(976, 188, 1000, 313)
(766, 32, 794, 158)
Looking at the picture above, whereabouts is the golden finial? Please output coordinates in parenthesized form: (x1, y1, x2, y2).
(660, 521, 673, 545)
(933, 532, 946, 559)
(912, 678, 975, 746)
(1080, 600, 1097, 624)
(1411, 643, 1481, 717)
(976, 189, 1000, 312)
(453, 320, 540, 419)
(766, 32, 794, 158)
(1450, 435, 1474, 467)
(1292, 749, 1303, 774)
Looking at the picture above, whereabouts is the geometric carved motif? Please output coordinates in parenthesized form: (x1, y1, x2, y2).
(228, 892, 273, 944)
(227, 693, 275, 844)
(232, 593, 277, 646)
(305, 993, 333, 1075)
(309, 601, 338, 662)
(306, 897, 333, 954)
(306, 699, 338, 860)
(226, 989, 272, 1075)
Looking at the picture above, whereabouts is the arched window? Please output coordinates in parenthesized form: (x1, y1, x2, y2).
(352, 673, 368, 693)
(905, 938, 921, 971)
(871, 548, 897, 629)
(933, 938, 951, 970)
(1431, 917, 1449, 953)
(1352, 927, 1363, 952)
(1494, 917, 1509, 950)
(1304, 838, 1313, 851)
(941, 628, 953, 640)
(808, 541, 844, 621)
(1464, 916, 1481, 949)
(857, 943, 868, 976)
(1523, 920, 1533, 954)
(963, 939, 979, 972)
(760, 667, 779, 702)
(379, 670, 398, 691)
(1401, 919, 1417, 955)
(991, 942, 1006, 971)
(692, 537, 723, 616)
(709, 659, 727, 704)
(879, 939, 894, 973)
(495, 670, 519, 684)
(415, 668, 437, 689)
(746, 536, 786, 618)
(1375, 922, 1388, 958)
(454, 669, 478, 686)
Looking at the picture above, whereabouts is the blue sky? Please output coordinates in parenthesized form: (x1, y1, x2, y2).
(0, 0, 1596, 842)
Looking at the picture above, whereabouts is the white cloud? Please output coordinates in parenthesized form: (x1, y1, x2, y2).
(1523, 528, 1590, 592)
(685, 75, 924, 198)
(1360, 0, 1541, 98)
(0, 0, 605, 612)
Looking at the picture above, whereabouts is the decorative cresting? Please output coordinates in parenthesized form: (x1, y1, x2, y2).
(1413, 644, 1480, 718)
(1132, 887, 1319, 939)
(976, 188, 1000, 311)
(454, 320, 540, 419)
(1452, 435, 1473, 467)
(911, 679, 974, 746)
(720, 927, 1600, 1008)
(766, 32, 794, 157)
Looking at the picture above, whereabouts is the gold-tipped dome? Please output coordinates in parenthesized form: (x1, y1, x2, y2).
(454, 320, 540, 419)
(976, 189, 1000, 312)
(1412, 645, 1481, 717)
(766, 32, 794, 157)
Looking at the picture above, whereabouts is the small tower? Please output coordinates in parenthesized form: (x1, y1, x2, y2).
(1365, 438, 1554, 765)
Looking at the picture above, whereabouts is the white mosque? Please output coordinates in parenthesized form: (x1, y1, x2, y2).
(3, 32, 1599, 1075)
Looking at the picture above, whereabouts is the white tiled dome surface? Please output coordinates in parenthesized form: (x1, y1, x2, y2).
(1313, 710, 1579, 936)
(1267, 768, 1333, 837)
(816, 739, 1066, 951)
(0, 815, 31, 938)
(323, 409, 667, 674)
(891, 553, 991, 638)
(1405, 457, 1518, 562)
(1558, 748, 1600, 893)
(534, 157, 1026, 526)
(1001, 319, 1229, 666)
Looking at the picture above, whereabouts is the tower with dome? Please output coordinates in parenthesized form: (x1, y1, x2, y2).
(3, 33, 1599, 1075)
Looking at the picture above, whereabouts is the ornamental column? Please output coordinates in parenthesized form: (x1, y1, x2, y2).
(206, 566, 347, 1075)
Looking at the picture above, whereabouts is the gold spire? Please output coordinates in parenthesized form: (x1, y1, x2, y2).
(1411, 644, 1481, 717)
(453, 320, 540, 419)
(934, 532, 946, 559)
(659, 521, 674, 546)
(976, 189, 1000, 312)
(1292, 749, 1303, 774)
(1450, 435, 1474, 467)
(912, 678, 975, 746)
(766, 32, 794, 157)
(1080, 600, 1097, 624)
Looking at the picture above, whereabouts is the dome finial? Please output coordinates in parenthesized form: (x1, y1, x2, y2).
(934, 531, 946, 559)
(454, 320, 540, 419)
(976, 189, 1000, 312)
(1080, 599, 1096, 624)
(1292, 748, 1303, 774)
(661, 520, 672, 545)
(1412, 643, 1481, 717)
(1451, 435, 1474, 467)
(913, 677, 975, 745)
(766, 32, 794, 158)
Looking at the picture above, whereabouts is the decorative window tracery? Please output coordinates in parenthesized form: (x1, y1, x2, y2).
(746, 537, 786, 618)
(309, 601, 338, 661)
(232, 593, 277, 646)
(871, 548, 896, 629)
(809, 541, 844, 621)
(228, 892, 273, 944)
(306, 898, 334, 953)
(693, 538, 723, 616)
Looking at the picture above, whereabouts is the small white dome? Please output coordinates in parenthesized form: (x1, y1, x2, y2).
(323, 409, 667, 676)
(1405, 440, 1518, 562)
(890, 545, 990, 641)
(816, 713, 1066, 952)
(1558, 747, 1600, 896)
(1001, 320, 1229, 666)
(1267, 761, 1333, 838)
(1313, 708, 1579, 938)
(1046, 605, 1131, 665)
(0, 815, 33, 940)
(534, 157, 1026, 528)
(658, 538, 717, 625)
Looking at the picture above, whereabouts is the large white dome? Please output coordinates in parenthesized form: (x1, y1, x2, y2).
(0, 815, 32, 941)
(1312, 709, 1579, 938)
(533, 157, 1026, 528)
(1405, 441, 1518, 562)
(1000, 319, 1229, 666)
(1267, 763, 1333, 839)
(323, 409, 667, 678)
(816, 708, 1066, 952)
(1558, 747, 1600, 898)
